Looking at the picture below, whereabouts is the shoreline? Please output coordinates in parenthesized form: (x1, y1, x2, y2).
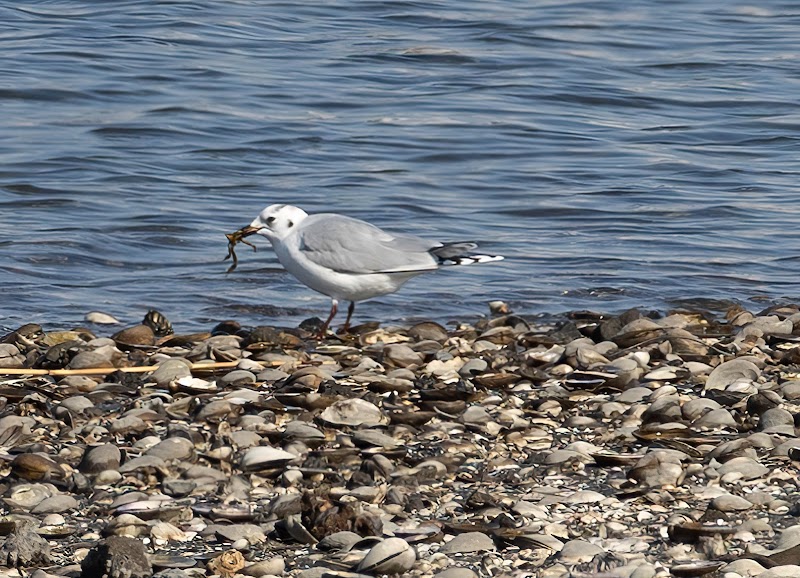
(0, 303, 798, 577)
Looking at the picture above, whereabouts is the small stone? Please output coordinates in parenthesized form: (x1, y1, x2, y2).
(439, 532, 496, 554)
(146, 438, 195, 462)
(11, 453, 60, 481)
(630, 564, 658, 578)
(782, 381, 800, 400)
(628, 451, 684, 487)
(256, 368, 290, 382)
(85, 312, 121, 325)
(705, 359, 760, 391)
(282, 421, 325, 444)
(80, 444, 122, 474)
(195, 400, 235, 422)
(162, 480, 196, 497)
(150, 522, 187, 542)
(214, 524, 266, 545)
(711, 494, 754, 512)
(229, 430, 262, 449)
(0, 344, 25, 368)
(69, 350, 115, 370)
(459, 358, 488, 377)
(693, 408, 737, 428)
(148, 359, 192, 387)
(239, 447, 297, 471)
(30, 494, 79, 514)
(152, 571, 188, 578)
(564, 490, 605, 504)
(383, 344, 424, 367)
(722, 559, 766, 576)
(352, 430, 399, 449)
(558, 539, 606, 564)
(109, 415, 147, 435)
(616, 387, 651, 403)
(760, 407, 795, 431)
(241, 557, 285, 577)
(113, 325, 156, 346)
(716, 457, 769, 479)
(356, 537, 416, 574)
(317, 531, 362, 552)
(80, 536, 152, 578)
(434, 569, 479, 578)
(408, 321, 449, 342)
(220, 370, 256, 387)
(544, 450, 590, 465)
(682, 398, 722, 421)
(758, 566, 800, 578)
(59, 396, 95, 414)
(319, 398, 386, 426)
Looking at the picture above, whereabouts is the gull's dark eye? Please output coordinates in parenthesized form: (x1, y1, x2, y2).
(266, 216, 275, 224)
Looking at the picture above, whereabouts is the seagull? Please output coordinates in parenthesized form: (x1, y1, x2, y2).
(233, 204, 503, 336)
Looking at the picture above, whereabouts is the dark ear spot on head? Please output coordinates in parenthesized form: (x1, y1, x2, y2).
(287, 220, 294, 228)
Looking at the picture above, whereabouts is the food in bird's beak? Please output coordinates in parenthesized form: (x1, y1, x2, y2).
(224, 226, 260, 273)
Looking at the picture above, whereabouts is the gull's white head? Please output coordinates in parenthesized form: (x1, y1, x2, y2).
(249, 204, 309, 242)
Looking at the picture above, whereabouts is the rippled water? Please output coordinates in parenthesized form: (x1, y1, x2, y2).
(3, 1, 800, 332)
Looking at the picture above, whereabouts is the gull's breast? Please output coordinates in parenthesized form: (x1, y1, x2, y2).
(274, 236, 423, 302)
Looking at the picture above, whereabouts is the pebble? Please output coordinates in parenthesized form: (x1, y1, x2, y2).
(30, 494, 79, 514)
(716, 457, 769, 479)
(146, 437, 195, 461)
(239, 446, 298, 471)
(759, 407, 795, 432)
(434, 569, 479, 578)
(759, 567, 800, 578)
(356, 537, 416, 574)
(558, 540, 606, 564)
(242, 557, 285, 576)
(705, 358, 760, 391)
(0, 304, 798, 576)
(81, 536, 151, 578)
(80, 444, 122, 473)
(711, 494, 754, 512)
(439, 532, 495, 554)
(85, 312, 121, 325)
(148, 358, 192, 387)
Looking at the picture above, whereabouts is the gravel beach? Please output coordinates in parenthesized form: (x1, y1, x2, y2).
(0, 304, 799, 578)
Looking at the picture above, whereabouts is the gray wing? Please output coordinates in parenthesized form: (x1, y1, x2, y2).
(297, 214, 440, 274)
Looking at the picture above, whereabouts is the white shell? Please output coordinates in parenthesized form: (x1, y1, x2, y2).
(356, 537, 416, 574)
(239, 446, 297, 470)
(319, 399, 386, 426)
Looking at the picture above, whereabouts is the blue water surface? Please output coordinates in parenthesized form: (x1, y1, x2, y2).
(2, 1, 800, 332)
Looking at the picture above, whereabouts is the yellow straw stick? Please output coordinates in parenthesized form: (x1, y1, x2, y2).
(0, 360, 243, 377)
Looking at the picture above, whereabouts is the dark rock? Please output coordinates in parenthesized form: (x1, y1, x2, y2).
(11, 453, 61, 481)
(81, 536, 152, 578)
(211, 320, 241, 336)
(112, 325, 156, 347)
(0, 518, 51, 567)
(408, 321, 449, 342)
